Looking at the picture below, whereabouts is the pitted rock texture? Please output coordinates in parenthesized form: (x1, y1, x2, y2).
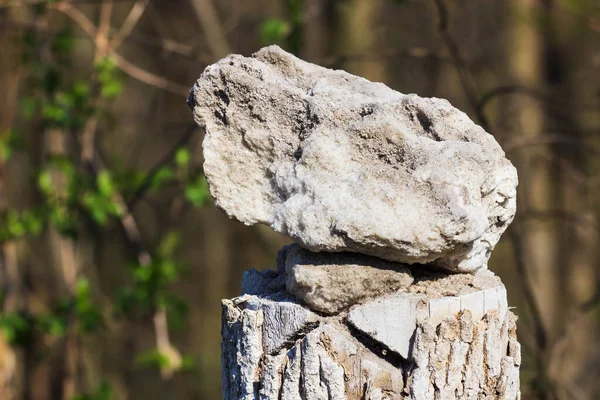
(189, 45, 518, 272)
(280, 244, 414, 314)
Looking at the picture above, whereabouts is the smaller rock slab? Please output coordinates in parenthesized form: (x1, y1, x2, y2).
(281, 244, 414, 314)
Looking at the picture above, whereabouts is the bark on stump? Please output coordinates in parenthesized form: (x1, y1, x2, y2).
(221, 266, 521, 400)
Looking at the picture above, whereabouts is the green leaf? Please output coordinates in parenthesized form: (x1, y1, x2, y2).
(135, 349, 170, 370)
(133, 264, 153, 283)
(175, 147, 191, 167)
(0, 313, 30, 346)
(97, 171, 115, 197)
(74, 278, 102, 333)
(7, 131, 26, 152)
(42, 67, 61, 95)
(52, 28, 74, 54)
(95, 57, 116, 76)
(37, 314, 68, 337)
(96, 57, 122, 99)
(101, 80, 122, 99)
(149, 166, 175, 192)
(42, 102, 68, 126)
(158, 231, 181, 259)
(72, 381, 111, 400)
(184, 175, 210, 207)
(20, 208, 44, 235)
(180, 355, 197, 371)
(6, 210, 26, 238)
(21, 97, 37, 120)
(49, 205, 79, 239)
(165, 294, 189, 330)
(37, 171, 53, 196)
(261, 18, 291, 45)
(0, 141, 11, 162)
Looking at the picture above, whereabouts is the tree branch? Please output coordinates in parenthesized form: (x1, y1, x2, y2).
(431, 0, 488, 130)
(109, 0, 149, 50)
(48, 2, 189, 96)
(188, 0, 232, 59)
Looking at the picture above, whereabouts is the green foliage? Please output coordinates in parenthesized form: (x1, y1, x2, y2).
(74, 279, 103, 333)
(0, 130, 26, 162)
(37, 313, 68, 337)
(96, 58, 122, 99)
(135, 349, 171, 369)
(72, 382, 112, 400)
(149, 166, 175, 192)
(41, 81, 92, 130)
(36, 279, 102, 336)
(261, 18, 291, 45)
(21, 97, 37, 120)
(180, 355, 198, 372)
(0, 208, 45, 242)
(2, 5, 210, 393)
(82, 171, 124, 226)
(111, 166, 146, 198)
(125, 257, 186, 311)
(36, 161, 126, 230)
(185, 174, 210, 207)
(116, 232, 188, 322)
(175, 147, 191, 167)
(52, 28, 75, 58)
(0, 313, 31, 346)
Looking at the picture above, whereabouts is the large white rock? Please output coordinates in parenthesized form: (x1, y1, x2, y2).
(189, 45, 517, 272)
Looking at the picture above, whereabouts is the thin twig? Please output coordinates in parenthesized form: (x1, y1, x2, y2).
(91, 149, 181, 379)
(431, 0, 553, 393)
(188, 0, 232, 59)
(431, 0, 488, 130)
(0, 0, 134, 6)
(504, 133, 598, 153)
(109, 0, 149, 50)
(321, 47, 453, 67)
(48, 2, 189, 96)
(519, 209, 598, 231)
(476, 85, 600, 118)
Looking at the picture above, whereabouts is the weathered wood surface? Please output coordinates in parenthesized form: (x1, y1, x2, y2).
(222, 279, 520, 400)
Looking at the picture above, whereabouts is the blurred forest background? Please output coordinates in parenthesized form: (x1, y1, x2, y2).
(0, 0, 599, 399)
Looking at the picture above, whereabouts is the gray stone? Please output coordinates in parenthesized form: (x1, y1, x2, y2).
(281, 244, 413, 314)
(189, 45, 517, 273)
(346, 272, 507, 360)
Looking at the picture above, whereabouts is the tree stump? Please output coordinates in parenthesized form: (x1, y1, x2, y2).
(221, 254, 520, 400)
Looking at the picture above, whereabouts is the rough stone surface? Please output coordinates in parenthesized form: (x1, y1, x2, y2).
(222, 287, 520, 399)
(347, 272, 507, 360)
(189, 45, 518, 272)
(280, 244, 413, 314)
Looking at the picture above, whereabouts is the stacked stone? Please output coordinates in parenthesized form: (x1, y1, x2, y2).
(188, 46, 520, 400)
